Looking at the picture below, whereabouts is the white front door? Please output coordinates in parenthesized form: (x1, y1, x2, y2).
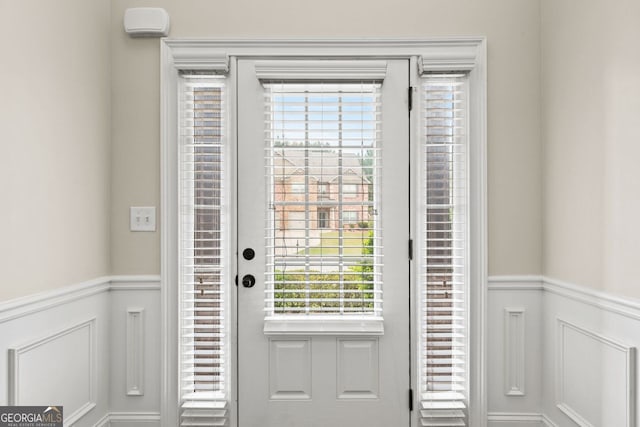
(237, 58, 410, 427)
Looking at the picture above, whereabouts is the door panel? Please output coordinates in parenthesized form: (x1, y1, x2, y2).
(237, 59, 410, 427)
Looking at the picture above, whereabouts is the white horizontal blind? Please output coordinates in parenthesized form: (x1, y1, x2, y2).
(264, 82, 382, 317)
(420, 75, 469, 426)
(178, 75, 228, 426)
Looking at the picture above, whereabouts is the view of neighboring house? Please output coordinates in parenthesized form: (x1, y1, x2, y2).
(271, 148, 372, 256)
(273, 148, 371, 231)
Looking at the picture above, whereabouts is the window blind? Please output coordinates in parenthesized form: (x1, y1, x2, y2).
(420, 75, 469, 427)
(264, 82, 383, 317)
(178, 74, 228, 426)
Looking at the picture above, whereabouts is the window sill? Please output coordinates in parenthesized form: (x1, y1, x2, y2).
(263, 315, 384, 336)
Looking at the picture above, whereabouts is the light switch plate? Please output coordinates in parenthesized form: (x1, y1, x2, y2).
(130, 206, 156, 232)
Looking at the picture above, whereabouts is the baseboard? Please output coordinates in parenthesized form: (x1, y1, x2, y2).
(487, 412, 545, 426)
(94, 413, 111, 427)
(93, 412, 161, 427)
(540, 413, 560, 427)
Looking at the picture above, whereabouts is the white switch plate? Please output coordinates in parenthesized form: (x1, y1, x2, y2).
(130, 206, 156, 232)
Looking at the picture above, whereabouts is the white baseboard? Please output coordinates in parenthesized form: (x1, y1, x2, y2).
(487, 412, 545, 426)
(94, 413, 111, 427)
(541, 414, 560, 427)
(487, 412, 560, 427)
(93, 412, 161, 427)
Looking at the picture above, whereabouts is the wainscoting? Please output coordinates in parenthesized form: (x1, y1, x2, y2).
(489, 276, 640, 427)
(0, 276, 160, 427)
(2, 274, 638, 426)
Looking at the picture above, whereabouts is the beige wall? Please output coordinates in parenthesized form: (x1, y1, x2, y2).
(110, 0, 543, 277)
(542, 0, 640, 297)
(0, 0, 111, 300)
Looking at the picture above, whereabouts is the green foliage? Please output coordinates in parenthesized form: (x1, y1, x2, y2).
(275, 230, 376, 313)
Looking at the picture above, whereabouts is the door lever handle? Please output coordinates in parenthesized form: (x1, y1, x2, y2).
(242, 274, 256, 288)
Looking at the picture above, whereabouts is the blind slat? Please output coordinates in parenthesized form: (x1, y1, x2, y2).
(421, 75, 469, 426)
(179, 75, 228, 427)
(265, 82, 383, 317)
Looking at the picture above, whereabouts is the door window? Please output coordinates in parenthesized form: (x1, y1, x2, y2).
(265, 82, 382, 317)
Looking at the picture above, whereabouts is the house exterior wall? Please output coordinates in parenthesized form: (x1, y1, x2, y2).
(276, 177, 370, 232)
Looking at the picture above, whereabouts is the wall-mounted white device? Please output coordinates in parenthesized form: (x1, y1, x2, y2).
(130, 206, 156, 232)
(124, 8, 170, 37)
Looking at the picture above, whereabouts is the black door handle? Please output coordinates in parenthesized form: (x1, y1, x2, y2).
(242, 274, 256, 288)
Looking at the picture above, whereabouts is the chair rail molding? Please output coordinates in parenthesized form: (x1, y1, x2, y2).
(0, 275, 161, 324)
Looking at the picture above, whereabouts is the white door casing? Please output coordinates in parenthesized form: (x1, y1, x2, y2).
(160, 39, 487, 427)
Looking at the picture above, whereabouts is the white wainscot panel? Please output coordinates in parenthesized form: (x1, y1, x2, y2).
(269, 339, 311, 399)
(556, 319, 636, 427)
(8, 318, 97, 425)
(126, 308, 145, 396)
(505, 308, 526, 396)
(336, 338, 379, 399)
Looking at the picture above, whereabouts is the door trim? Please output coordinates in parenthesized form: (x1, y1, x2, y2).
(160, 38, 487, 427)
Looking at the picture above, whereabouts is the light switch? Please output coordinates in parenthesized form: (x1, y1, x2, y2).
(130, 206, 156, 232)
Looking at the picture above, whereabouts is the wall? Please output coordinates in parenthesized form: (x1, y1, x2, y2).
(110, 0, 543, 278)
(0, 277, 161, 426)
(0, 0, 112, 301)
(542, 0, 640, 298)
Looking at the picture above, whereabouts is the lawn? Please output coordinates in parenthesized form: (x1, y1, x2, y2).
(300, 230, 370, 256)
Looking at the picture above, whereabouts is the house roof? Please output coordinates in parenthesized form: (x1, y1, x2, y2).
(272, 148, 370, 183)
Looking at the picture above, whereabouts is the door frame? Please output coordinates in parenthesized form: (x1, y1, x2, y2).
(160, 38, 488, 427)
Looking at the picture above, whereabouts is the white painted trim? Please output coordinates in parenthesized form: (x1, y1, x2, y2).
(163, 37, 487, 60)
(544, 276, 640, 321)
(0, 276, 160, 323)
(467, 36, 488, 427)
(108, 412, 162, 423)
(93, 413, 111, 427)
(162, 37, 487, 427)
(110, 275, 161, 290)
(488, 275, 544, 291)
(254, 59, 388, 81)
(555, 318, 636, 427)
(171, 50, 228, 72)
(541, 414, 560, 427)
(264, 316, 384, 336)
(126, 308, 145, 396)
(8, 318, 98, 424)
(110, 275, 162, 283)
(67, 402, 98, 427)
(418, 41, 481, 72)
(487, 412, 559, 427)
(487, 412, 544, 423)
(160, 38, 181, 427)
(92, 412, 162, 426)
(504, 308, 526, 396)
(0, 277, 111, 323)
